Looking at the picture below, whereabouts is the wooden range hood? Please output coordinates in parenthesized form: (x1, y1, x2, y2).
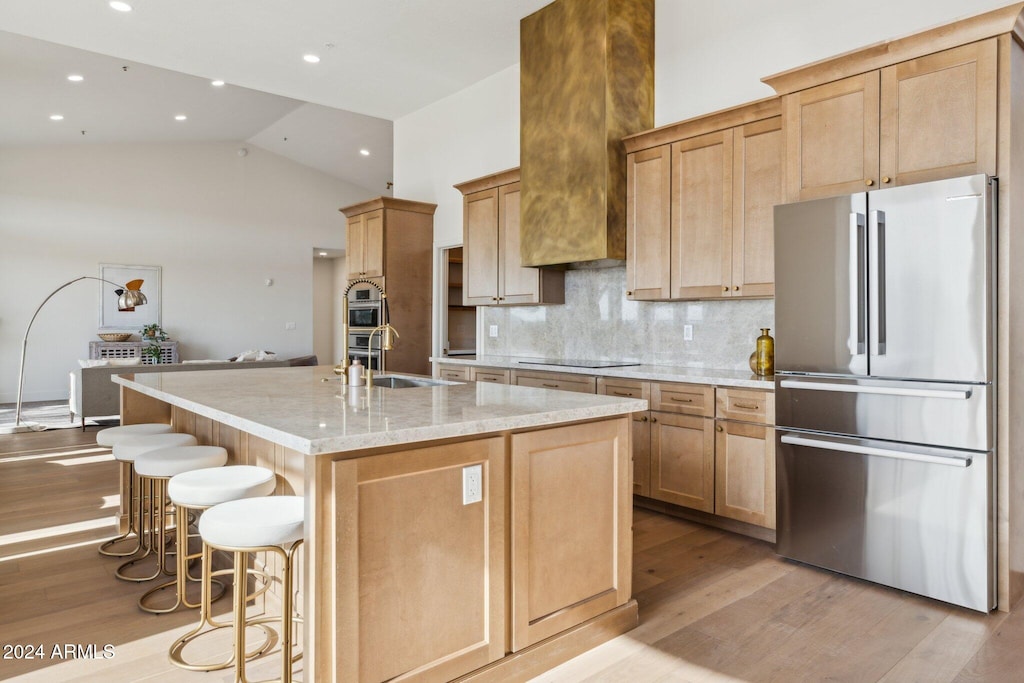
(519, 0, 654, 267)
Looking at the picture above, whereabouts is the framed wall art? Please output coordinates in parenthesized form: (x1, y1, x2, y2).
(98, 263, 162, 330)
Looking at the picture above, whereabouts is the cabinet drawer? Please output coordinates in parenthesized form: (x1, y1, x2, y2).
(651, 383, 713, 416)
(597, 377, 650, 401)
(716, 388, 774, 424)
(437, 364, 470, 381)
(513, 370, 597, 394)
(472, 368, 510, 384)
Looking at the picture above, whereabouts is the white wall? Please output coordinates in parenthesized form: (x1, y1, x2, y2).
(0, 142, 373, 403)
(654, 0, 1011, 125)
(395, 0, 1010, 362)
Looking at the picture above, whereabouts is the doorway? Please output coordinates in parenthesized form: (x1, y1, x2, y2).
(441, 246, 476, 356)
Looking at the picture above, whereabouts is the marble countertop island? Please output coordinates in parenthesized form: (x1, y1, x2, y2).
(112, 365, 648, 455)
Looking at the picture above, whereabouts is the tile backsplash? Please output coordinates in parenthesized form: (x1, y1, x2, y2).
(481, 266, 774, 371)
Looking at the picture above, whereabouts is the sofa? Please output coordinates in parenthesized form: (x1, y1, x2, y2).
(69, 359, 297, 428)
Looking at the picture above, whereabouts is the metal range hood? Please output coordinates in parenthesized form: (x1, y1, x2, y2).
(519, 0, 654, 267)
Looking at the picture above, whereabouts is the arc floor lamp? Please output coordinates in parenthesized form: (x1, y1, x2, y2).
(0, 276, 147, 434)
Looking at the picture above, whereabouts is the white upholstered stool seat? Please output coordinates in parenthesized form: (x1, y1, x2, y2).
(169, 465, 277, 507)
(193, 496, 304, 682)
(99, 431, 194, 559)
(134, 446, 228, 478)
(113, 432, 198, 462)
(199, 496, 304, 549)
(96, 422, 173, 447)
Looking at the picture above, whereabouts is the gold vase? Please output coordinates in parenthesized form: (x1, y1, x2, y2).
(754, 328, 774, 376)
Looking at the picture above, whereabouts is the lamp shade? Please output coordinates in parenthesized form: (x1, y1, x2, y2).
(118, 289, 147, 309)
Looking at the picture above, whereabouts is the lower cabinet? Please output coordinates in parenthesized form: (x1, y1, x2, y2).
(510, 418, 632, 650)
(512, 369, 597, 393)
(436, 363, 511, 384)
(650, 412, 716, 512)
(715, 419, 776, 528)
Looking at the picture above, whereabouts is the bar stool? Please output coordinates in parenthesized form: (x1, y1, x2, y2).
(198, 496, 304, 683)
(132, 445, 228, 609)
(96, 423, 174, 557)
(167, 466, 279, 672)
(110, 432, 198, 581)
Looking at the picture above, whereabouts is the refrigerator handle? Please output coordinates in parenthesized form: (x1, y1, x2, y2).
(780, 433, 972, 468)
(869, 210, 886, 356)
(849, 212, 867, 355)
(778, 379, 973, 400)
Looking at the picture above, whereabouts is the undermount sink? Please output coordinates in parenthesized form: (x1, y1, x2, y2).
(371, 375, 459, 389)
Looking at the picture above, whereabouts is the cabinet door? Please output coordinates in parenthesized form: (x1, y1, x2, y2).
(732, 117, 782, 298)
(783, 72, 880, 201)
(512, 369, 597, 394)
(333, 437, 506, 682)
(671, 130, 733, 299)
(361, 209, 385, 278)
(650, 412, 715, 512)
(632, 412, 651, 496)
(463, 189, 500, 305)
(714, 421, 776, 529)
(471, 368, 510, 384)
(346, 214, 366, 279)
(879, 39, 997, 187)
(498, 181, 540, 304)
(510, 418, 631, 650)
(626, 145, 672, 300)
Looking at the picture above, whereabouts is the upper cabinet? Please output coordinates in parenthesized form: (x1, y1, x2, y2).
(624, 99, 783, 301)
(345, 209, 385, 279)
(773, 38, 997, 202)
(455, 169, 565, 307)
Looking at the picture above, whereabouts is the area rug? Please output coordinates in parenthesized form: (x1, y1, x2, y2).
(0, 402, 114, 431)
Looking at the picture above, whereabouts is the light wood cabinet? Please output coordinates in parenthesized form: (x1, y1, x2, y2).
(471, 367, 510, 384)
(345, 209, 385, 279)
(714, 388, 775, 529)
(598, 377, 652, 496)
(334, 437, 506, 682)
(437, 364, 470, 381)
(650, 411, 716, 512)
(340, 197, 436, 375)
(510, 418, 632, 650)
(625, 99, 782, 301)
(456, 169, 564, 307)
(782, 39, 997, 201)
(512, 369, 597, 394)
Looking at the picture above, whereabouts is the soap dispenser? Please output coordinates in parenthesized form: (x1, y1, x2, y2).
(348, 358, 365, 386)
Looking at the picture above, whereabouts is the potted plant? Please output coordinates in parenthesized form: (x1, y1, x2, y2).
(140, 323, 168, 342)
(142, 343, 163, 363)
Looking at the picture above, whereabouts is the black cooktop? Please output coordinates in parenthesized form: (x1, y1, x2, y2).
(518, 359, 641, 369)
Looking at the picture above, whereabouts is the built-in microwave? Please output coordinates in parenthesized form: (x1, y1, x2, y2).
(348, 349, 380, 371)
(348, 331, 381, 352)
(348, 305, 380, 329)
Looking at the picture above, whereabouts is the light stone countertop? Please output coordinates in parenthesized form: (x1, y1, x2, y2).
(112, 365, 647, 456)
(433, 355, 775, 390)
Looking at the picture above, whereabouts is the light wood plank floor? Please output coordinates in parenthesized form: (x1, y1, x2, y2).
(2, 428, 1023, 682)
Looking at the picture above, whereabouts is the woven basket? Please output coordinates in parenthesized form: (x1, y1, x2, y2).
(97, 332, 132, 342)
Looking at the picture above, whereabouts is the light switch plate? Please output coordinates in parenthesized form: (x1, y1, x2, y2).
(488, 324, 498, 338)
(683, 324, 693, 341)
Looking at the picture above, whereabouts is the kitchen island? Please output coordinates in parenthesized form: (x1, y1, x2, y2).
(113, 366, 646, 682)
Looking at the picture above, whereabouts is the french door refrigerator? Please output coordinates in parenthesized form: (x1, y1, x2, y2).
(773, 174, 996, 612)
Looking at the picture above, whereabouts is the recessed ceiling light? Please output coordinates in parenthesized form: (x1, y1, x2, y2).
(211, 79, 225, 87)
(303, 54, 321, 64)
(67, 74, 84, 82)
(359, 149, 370, 156)
(49, 114, 64, 121)
(109, 1, 132, 12)
(318, 251, 328, 257)
(174, 114, 187, 121)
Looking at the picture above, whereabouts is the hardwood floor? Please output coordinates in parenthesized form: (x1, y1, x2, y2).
(1, 427, 1022, 682)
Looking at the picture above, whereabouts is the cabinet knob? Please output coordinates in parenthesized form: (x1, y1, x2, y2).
(640, 415, 648, 422)
(716, 424, 724, 432)
(882, 176, 891, 184)
(865, 179, 875, 187)
(733, 286, 740, 291)
(651, 417, 657, 423)
(626, 291, 633, 296)
(723, 286, 729, 292)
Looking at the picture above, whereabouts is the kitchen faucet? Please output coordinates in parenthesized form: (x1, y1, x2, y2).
(363, 322, 400, 385)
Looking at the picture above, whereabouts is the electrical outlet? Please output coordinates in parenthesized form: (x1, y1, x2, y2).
(488, 324, 499, 338)
(285, 321, 296, 330)
(683, 324, 693, 341)
(462, 464, 482, 505)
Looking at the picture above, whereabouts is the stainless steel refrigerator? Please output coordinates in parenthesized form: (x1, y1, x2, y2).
(773, 174, 996, 612)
